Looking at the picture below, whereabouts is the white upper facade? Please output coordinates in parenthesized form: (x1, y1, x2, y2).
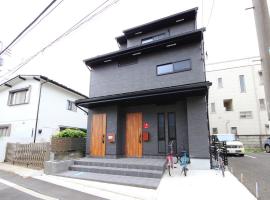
(206, 57, 270, 136)
(0, 75, 87, 143)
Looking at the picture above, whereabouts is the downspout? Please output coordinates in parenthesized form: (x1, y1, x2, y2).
(33, 79, 48, 143)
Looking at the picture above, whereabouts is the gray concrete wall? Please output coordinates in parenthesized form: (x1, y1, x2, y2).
(126, 20, 195, 48)
(187, 96, 210, 158)
(238, 135, 269, 148)
(89, 42, 204, 98)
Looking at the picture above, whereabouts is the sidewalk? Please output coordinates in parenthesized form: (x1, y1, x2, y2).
(0, 161, 257, 200)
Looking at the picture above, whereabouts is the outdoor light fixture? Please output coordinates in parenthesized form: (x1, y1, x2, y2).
(176, 19, 184, 23)
(166, 43, 177, 48)
(135, 31, 142, 35)
(132, 52, 141, 56)
(104, 59, 112, 63)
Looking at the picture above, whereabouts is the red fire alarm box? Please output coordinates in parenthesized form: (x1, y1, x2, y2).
(107, 133, 115, 143)
(143, 132, 150, 142)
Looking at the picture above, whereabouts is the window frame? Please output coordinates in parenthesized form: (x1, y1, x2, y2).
(218, 77, 223, 89)
(157, 113, 166, 154)
(156, 59, 192, 76)
(210, 102, 216, 113)
(8, 87, 31, 106)
(67, 100, 77, 112)
(239, 111, 253, 119)
(141, 33, 166, 45)
(0, 124, 11, 137)
(239, 75, 246, 93)
(231, 127, 238, 135)
(212, 128, 218, 134)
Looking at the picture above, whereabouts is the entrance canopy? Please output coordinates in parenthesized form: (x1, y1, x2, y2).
(76, 81, 211, 109)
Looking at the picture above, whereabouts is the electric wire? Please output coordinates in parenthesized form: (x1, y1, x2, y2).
(206, 0, 215, 28)
(0, 0, 120, 82)
(0, 0, 58, 56)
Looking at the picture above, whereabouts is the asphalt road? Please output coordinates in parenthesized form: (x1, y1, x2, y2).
(0, 170, 107, 200)
(228, 152, 270, 200)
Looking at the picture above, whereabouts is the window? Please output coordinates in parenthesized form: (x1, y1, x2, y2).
(223, 99, 233, 111)
(141, 33, 166, 44)
(259, 99, 266, 110)
(231, 127, 238, 135)
(67, 100, 77, 112)
(240, 111, 253, 119)
(118, 56, 137, 67)
(210, 103, 216, 113)
(0, 125, 10, 137)
(218, 78, 223, 88)
(8, 88, 30, 105)
(258, 71, 263, 85)
(212, 128, 218, 134)
(156, 60, 191, 75)
(157, 113, 166, 153)
(168, 112, 176, 140)
(239, 75, 246, 93)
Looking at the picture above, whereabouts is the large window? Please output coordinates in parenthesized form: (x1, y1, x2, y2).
(240, 111, 253, 119)
(141, 33, 166, 44)
(157, 113, 166, 153)
(212, 128, 218, 134)
(157, 60, 191, 75)
(239, 75, 246, 93)
(0, 125, 10, 137)
(8, 88, 30, 106)
(67, 100, 77, 112)
(168, 112, 176, 141)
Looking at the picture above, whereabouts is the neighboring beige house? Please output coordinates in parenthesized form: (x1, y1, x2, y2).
(206, 56, 270, 147)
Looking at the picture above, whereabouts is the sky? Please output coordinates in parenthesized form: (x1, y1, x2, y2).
(0, 0, 269, 95)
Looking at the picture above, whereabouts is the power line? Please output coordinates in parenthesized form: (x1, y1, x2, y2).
(8, 0, 65, 51)
(0, 0, 119, 81)
(0, 0, 58, 56)
(206, 0, 215, 27)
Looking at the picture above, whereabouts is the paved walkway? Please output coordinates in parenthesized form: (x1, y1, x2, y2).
(0, 161, 257, 200)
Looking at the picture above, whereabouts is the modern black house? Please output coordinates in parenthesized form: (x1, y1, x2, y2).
(76, 7, 211, 159)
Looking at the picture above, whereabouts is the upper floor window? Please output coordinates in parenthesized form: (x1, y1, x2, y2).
(212, 128, 218, 134)
(218, 78, 223, 88)
(8, 87, 30, 106)
(231, 127, 238, 135)
(240, 111, 253, 119)
(210, 103, 216, 113)
(239, 75, 246, 93)
(258, 71, 263, 85)
(0, 125, 11, 137)
(67, 100, 77, 112)
(118, 56, 137, 67)
(156, 59, 191, 75)
(223, 99, 233, 111)
(141, 33, 166, 44)
(259, 99, 266, 110)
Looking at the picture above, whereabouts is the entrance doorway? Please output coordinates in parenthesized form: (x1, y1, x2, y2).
(125, 112, 142, 157)
(91, 114, 106, 157)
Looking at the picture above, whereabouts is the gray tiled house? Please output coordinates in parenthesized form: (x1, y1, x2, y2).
(77, 8, 211, 159)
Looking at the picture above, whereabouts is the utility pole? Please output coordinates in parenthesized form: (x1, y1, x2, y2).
(252, 0, 270, 120)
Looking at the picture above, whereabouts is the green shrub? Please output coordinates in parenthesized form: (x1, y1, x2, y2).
(54, 129, 86, 138)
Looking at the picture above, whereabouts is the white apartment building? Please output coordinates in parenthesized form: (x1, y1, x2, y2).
(206, 57, 270, 147)
(0, 75, 88, 162)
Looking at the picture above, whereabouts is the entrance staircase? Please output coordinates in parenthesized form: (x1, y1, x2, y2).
(57, 157, 166, 189)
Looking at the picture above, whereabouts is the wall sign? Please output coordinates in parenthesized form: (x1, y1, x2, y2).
(143, 122, 149, 129)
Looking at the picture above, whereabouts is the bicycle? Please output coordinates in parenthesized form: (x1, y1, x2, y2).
(213, 146, 225, 177)
(166, 141, 175, 176)
(179, 150, 190, 176)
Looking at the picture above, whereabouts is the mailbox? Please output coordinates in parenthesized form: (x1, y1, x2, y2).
(143, 132, 150, 142)
(107, 133, 115, 143)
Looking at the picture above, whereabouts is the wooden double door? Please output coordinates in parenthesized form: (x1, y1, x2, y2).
(90, 112, 142, 158)
(125, 112, 142, 158)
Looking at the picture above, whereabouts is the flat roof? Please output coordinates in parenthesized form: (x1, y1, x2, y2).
(85, 28, 205, 67)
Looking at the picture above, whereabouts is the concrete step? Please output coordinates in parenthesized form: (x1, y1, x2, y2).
(74, 159, 165, 171)
(57, 170, 161, 189)
(69, 165, 163, 178)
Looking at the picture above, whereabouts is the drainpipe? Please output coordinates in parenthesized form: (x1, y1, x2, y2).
(33, 78, 48, 143)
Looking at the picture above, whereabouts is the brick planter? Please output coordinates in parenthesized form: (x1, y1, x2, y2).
(51, 137, 86, 152)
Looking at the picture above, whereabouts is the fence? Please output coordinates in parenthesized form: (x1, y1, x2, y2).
(5, 142, 50, 169)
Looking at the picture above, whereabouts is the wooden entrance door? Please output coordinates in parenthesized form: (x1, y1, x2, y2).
(125, 112, 142, 157)
(91, 114, 106, 157)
